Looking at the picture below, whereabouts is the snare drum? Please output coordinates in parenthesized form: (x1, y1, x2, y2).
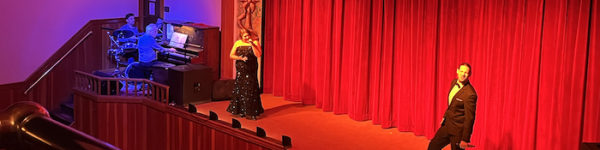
(121, 42, 137, 50)
(119, 41, 138, 61)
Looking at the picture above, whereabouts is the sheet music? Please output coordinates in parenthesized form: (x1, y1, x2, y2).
(169, 32, 188, 49)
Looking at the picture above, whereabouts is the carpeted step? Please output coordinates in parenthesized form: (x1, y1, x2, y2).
(50, 109, 74, 126)
(50, 95, 74, 126)
(60, 96, 74, 115)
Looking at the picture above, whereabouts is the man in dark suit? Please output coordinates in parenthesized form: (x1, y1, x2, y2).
(428, 63, 477, 150)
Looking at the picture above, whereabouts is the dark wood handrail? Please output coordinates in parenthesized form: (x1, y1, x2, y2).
(22, 18, 126, 91)
(0, 101, 118, 149)
(24, 31, 94, 95)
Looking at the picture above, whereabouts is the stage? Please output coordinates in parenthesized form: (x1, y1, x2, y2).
(194, 94, 434, 150)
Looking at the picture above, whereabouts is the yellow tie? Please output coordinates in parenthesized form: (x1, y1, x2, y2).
(448, 83, 462, 105)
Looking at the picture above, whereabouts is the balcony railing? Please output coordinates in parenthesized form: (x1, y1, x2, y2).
(74, 70, 170, 103)
(0, 101, 118, 149)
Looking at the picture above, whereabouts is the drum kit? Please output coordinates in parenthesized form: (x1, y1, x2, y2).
(106, 30, 150, 92)
(106, 29, 138, 78)
(106, 29, 174, 79)
(104, 27, 176, 95)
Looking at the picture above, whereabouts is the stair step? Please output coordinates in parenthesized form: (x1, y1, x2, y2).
(60, 102, 74, 115)
(50, 111, 74, 126)
(50, 94, 75, 126)
(60, 96, 74, 115)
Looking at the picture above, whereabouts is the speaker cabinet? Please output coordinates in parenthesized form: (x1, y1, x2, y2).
(168, 64, 213, 105)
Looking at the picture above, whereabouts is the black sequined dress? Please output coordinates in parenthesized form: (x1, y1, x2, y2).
(226, 46, 264, 117)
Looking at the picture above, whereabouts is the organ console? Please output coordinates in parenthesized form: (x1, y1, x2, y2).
(98, 21, 221, 104)
(158, 21, 220, 80)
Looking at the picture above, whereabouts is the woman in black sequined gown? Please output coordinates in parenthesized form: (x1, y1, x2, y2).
(226, 29, 263, 120)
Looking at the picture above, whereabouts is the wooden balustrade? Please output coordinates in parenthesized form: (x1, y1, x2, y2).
(72, 74, 284, 150)
(74, 71, 169, 103)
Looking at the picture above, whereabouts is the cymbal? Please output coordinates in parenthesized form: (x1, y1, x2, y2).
(113, 30, 134, 38)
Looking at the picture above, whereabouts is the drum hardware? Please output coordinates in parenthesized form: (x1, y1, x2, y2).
(104, 30, 156, 93)
(106, 28, 144, 76)
(112, 30, 134, 39)
(121, 42, 137, 50)
(106, 31, 128, 78)
(120, 62, 155, 92)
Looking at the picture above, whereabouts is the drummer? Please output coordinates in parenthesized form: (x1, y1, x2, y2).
(115, 13, 141, 63)
(118, 13, 140, 42)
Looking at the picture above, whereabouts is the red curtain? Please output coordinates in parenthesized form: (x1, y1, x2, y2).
(537, 0, 591, 149)
(584, 0, 600, 143)
(263, 0, 599, 149)
(436, 0, 545, 149)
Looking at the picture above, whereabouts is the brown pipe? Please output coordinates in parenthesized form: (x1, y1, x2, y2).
(0, 101, 119, 150)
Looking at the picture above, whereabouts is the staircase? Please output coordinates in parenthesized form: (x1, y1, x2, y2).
(50, 95, 74, 126)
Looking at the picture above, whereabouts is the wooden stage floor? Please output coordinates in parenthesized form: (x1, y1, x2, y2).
(194, 94, 436, 150)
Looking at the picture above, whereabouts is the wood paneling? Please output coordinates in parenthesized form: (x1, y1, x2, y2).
(0, 82, 26, 109)
(73, 90, 284, 150)
(0, 18, 127, 110)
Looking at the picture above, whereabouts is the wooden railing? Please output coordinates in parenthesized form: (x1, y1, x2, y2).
(0, 101, 118, 149)
(74, 71, 169, 103)
(72, 82, 285, 150)
(24, 31, 94, 95)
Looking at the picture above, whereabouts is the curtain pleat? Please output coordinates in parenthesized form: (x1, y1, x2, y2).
(583, 0, 600, 143)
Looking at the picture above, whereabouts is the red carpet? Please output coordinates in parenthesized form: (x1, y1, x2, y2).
(195, 94, 444, 150)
